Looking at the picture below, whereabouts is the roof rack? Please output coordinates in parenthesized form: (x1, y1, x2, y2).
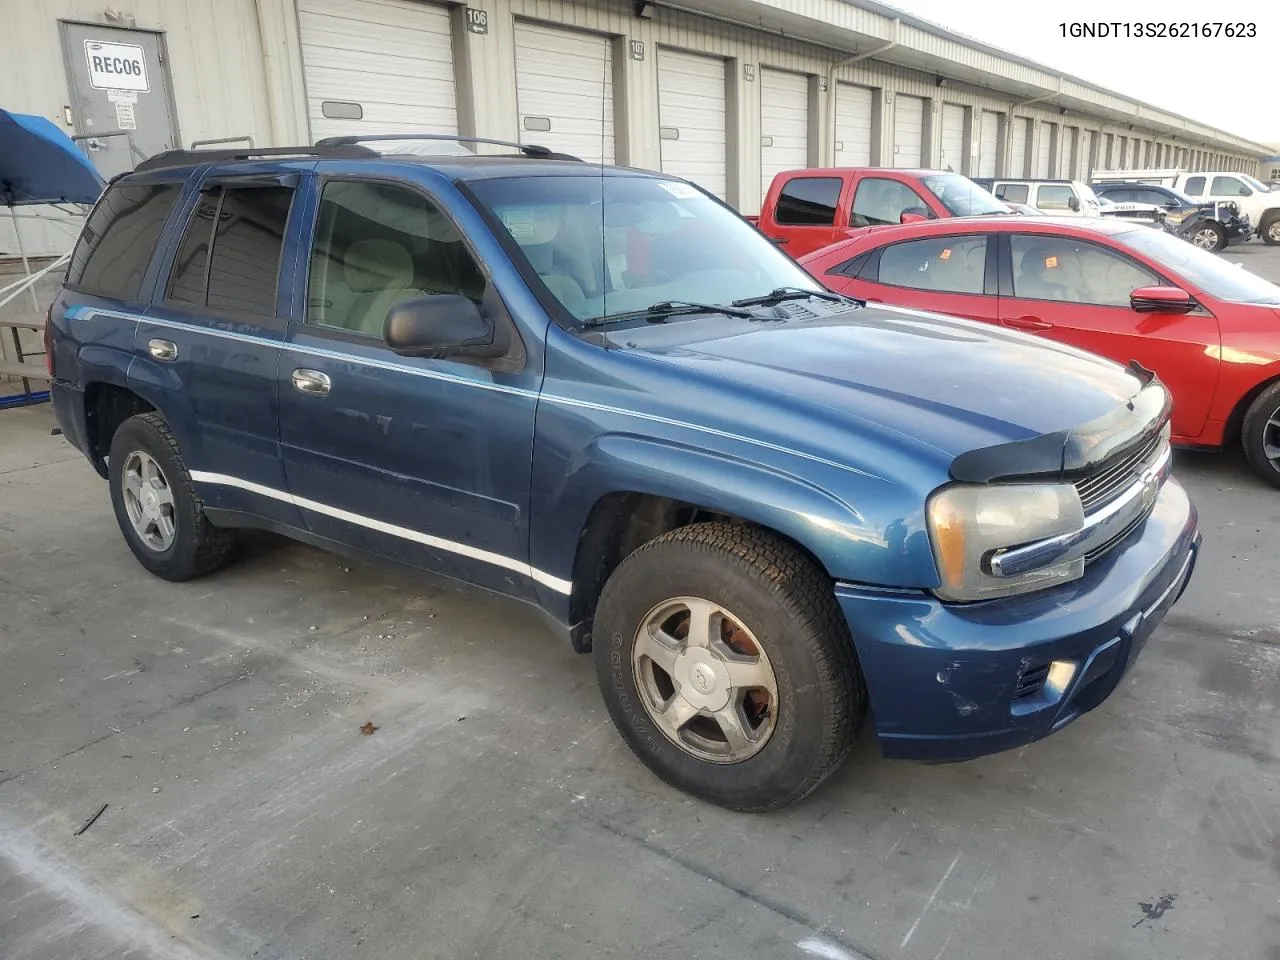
(314, 133, 581, 161)
(134, 143, 378, 173)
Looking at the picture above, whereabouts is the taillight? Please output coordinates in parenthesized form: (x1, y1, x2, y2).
(43, 305, 54, 377)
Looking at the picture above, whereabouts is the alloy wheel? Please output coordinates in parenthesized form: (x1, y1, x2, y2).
(632, 596, 779, 763)
(121, 449, 177, 552)
(1191, 228, 1219, 250)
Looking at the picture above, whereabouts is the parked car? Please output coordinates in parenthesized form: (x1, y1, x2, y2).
(48, 140, 1198, 811)
(749, 168, 1009, 257)
(801, 216, 1280, 485)
(1091, 181, 1251, 250)
(971, 178, 1102, 217)
(1094, 169, 1280, 244)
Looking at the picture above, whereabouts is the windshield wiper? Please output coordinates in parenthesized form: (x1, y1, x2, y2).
(584, 300, 755, 326)
(731, 286, 853, 308)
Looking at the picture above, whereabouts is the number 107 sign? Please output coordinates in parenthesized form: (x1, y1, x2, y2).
(85, 40, 150, 92)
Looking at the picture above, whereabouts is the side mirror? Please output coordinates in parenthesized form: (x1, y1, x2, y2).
(1130, 286, 1195, 315)
(383, 295, 503, 359)
(1165, 199, 1180, 209)
(1068, 196, 1081, 212)
(900, 210, 928, 224)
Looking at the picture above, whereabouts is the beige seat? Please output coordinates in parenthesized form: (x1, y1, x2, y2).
(342, 239, 422, 336)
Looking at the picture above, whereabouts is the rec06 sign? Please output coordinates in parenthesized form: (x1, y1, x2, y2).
(84, 40, 150, 92)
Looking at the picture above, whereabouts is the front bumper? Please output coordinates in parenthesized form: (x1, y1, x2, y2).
(837, 479, 1199, 762)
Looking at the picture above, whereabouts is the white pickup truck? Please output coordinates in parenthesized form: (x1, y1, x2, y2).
(1093, 168, 1280, 244)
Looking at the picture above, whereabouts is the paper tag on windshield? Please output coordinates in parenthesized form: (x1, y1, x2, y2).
(1045, 255, 1059, 269)
(500, 208, 535, 241)
(938, 248, 951, 260)
(658, 181, 700, 200)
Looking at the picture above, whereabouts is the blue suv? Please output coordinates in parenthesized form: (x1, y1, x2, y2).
(48, 137, 1200, 811)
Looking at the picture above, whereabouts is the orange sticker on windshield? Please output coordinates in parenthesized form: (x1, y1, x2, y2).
(938, 248, 952, 260)
(1045, 255, 1059, 269)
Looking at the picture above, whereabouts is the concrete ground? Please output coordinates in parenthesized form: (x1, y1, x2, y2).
(1, 246, 1279, 960)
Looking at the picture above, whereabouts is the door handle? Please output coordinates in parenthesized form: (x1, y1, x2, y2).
(1004, 316, 1054, 331)
(291, 368, 331, 395)
(147, 338, 178, 362)
(769, 236, 789, 245)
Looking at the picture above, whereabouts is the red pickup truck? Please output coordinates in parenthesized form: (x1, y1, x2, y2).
(748, 168, 1011, 258)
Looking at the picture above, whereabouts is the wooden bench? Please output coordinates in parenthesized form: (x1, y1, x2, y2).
(0, 318, 44, 331)
(0, 361, 49, 381)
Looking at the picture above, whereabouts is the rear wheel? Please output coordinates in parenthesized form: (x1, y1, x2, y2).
(593, 522, 866, 812)
(1242, 382, 1280, 489)
(1190, 222, 1225, 251)
(108, 413, 236, 580)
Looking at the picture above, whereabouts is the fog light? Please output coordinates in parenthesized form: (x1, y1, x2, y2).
(1045, 660, 1078, 696)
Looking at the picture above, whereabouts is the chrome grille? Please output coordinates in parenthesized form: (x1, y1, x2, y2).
(1074, 431, 1165, 514)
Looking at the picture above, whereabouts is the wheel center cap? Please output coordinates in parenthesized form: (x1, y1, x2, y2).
(142, 490, 157, 512)
(673, 651, 731, 711)
(690, 662, 716, 694)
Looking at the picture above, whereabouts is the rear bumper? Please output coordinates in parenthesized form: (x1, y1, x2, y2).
(837, 479, 1199, 762)
(51, 379, 94, 465)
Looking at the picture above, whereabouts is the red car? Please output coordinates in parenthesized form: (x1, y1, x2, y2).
(750, 168, 1008, 258)
(800, 216, 1280, 486)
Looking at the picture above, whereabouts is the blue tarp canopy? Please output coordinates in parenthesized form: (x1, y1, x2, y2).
(0, 109, 105, 206)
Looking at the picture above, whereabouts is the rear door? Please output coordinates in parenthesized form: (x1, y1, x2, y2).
(276, 174, 540, 598)
(996, 232, 1220, 439)
(140, 168, 304, 527)
(764, 175, 846, 257)
(827, 232, 998, 324)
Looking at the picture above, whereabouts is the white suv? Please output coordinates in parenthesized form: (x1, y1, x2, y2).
(1175, 172, 1280, 244)
(972, 179, 1102, 216)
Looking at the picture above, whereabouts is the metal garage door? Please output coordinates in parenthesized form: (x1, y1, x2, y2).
(835, 83, 873, 166)
(1010, 117, 1029, 176)
(940, 103, 965, 173)
(514, 21, 615, 164)
(299, 0, 457, 142)
(893, 94, 925, 167)
(978, 110, 999, 177)
(1034, 122, 1054, 178)
(657, 49, 726, 199)
(1080, 130, 1094, 179)
(760, 69, 809, 198)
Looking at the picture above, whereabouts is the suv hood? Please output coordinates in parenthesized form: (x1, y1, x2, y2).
(612, 303, 1152, 476)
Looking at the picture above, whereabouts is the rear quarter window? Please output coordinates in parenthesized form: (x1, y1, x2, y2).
(67, 182, 182, 301)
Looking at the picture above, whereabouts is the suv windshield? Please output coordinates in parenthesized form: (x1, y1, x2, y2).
(921, 174, 1009, 217)
(469, 175, 824, 325)
(1117, 227, 1280, 305)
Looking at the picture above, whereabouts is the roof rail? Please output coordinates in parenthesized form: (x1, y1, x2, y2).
(314, 133, 581, 161)
(134, 143, 378, 173)
(1090, 168, 1184, 182)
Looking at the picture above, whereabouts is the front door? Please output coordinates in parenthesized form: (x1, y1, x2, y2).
(998, 233, 1221, 441)
(277, 176, 540, 598)
(59, 22, 179, 179)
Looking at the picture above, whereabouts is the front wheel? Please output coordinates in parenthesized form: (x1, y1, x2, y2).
(593, 522, 866, 812)
(1261, 215, 1280, 246)
(1189, 222, 1226, 251)
(1242, 382, 1280, 489)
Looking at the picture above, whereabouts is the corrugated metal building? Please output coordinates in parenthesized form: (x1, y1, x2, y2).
(2, 0, 1272, 256)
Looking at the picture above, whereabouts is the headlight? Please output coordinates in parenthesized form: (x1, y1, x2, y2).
(927, 483, 1085, 602)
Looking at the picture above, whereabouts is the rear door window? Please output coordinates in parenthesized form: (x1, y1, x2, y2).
(67, 182, 182, 300)
(1183, 176, 1206, 196)
(164, 184, 295, 316)
(850, 178, 934, 227)
(994, 183, 1029, 204)
(876, 235, 987, 294)
(775, 177, 842, 226)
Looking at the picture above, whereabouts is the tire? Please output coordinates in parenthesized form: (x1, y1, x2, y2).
(1241, 382, 1280, 489)
(108, 412, 236, 580)
(593, 522, 866, 812)
(1189, 222, 1225, 251)
(1261, 215, 1280, 246)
